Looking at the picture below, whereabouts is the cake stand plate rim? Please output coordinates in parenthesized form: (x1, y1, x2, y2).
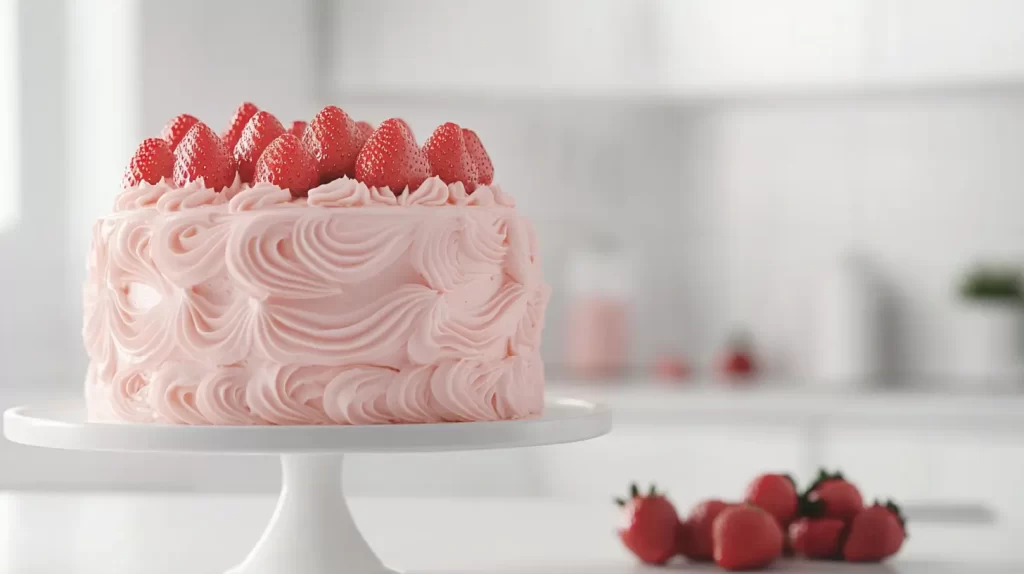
(2, 396, 611, 454)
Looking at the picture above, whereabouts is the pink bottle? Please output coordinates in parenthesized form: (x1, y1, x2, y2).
(564, 239, 631, 379)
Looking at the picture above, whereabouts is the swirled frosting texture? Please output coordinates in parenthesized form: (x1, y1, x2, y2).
(84, 177, 549, 425)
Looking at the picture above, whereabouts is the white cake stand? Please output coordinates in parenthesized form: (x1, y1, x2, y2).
(3, 397, 610, 574)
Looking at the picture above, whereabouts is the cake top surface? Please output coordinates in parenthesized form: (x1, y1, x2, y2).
(120, 102, 498, 206)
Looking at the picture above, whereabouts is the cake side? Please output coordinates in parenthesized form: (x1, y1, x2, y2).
(84, 178, 549, 425)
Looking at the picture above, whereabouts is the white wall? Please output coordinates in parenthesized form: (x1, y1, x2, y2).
(0, 0, 69, 390)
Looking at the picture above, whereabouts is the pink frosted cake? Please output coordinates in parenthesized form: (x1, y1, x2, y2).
(84, 103, 549, 425)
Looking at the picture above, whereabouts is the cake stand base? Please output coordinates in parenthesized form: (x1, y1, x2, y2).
(3, 397, 611, 574)
(228, 454, 395, 574)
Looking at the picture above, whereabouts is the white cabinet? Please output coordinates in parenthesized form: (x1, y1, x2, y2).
(332, 0, 649, 93)
(535, 423, 806, 507)
(653, 0, 865, 92)
(868, 0, 1024, 85)
(823, 427, 1024, 524)
(330, 0, 1024, 96)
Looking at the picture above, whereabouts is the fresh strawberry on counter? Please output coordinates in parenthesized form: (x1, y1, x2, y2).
(843, 500, 907, 562)
(789, 517, 846, 559)
(744, 473, 799, 528)
(615, 483, 679, 566)
(802, 468, 865, 523)
(677, 499, 731, 562)
(713, 504, 783, 571)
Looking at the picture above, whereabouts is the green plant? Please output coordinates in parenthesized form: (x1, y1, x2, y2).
(959, 266, 1023, 302)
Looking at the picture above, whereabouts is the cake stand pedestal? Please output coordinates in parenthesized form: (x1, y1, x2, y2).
(3, 397, 611, 574)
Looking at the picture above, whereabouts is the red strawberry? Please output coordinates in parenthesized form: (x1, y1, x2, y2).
(355, 118, 430, 192)
(302, 105, 360, 182)
(713, 505, 783, 571)
(289, 120, 307, 137)
(173, 122, 237, 191)
(161, 113, 201, 151)
(354, 121, 373, 148)
(802, 469, 864, 523)
(397, 118, 414, 139)
(221, 102, 259, 150)
(462, 128, 493, 186)
(234, 111, 286, 183)
(423, 122, 479, 191)
(677, 499, 730, 562)
(616, 483, 679, 566)
(254, 133, 319, 198)
(122, 138, 174, 189)
(789, 517, 846, 559)
(842, 501, 906, 562)
(720, 331, 756, 379)
(745, 473, 799, 527)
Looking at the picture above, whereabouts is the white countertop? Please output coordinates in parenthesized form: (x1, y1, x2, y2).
(548, 380, 1024, 429)
(0, 492, 1020, 573)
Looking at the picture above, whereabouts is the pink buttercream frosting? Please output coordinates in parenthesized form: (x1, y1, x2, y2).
(85, 177, 549, 425)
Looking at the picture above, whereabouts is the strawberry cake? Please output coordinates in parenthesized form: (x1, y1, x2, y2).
(84, 103, 549, 425)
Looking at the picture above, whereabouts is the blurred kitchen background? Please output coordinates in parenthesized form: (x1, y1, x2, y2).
(3, 0, 1024, 557)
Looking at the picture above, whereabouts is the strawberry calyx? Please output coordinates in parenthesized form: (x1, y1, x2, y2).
(799, 468, 845, 517)
(803, 468, 846, 497)
(879, 499, 907, 533)
(615, 482, 662, 506)
(798, 495, 826, 518)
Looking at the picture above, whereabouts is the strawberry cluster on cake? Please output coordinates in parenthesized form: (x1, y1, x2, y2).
(85, 103, 549, 425)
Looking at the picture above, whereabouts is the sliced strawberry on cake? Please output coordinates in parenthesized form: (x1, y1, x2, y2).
(355, 118, 430, 193)
(254, 133, 319, 198)
(173, 122, 237, 191)
(234, 111, 287, 183)
(122, 138, 174, 188)
(423, 122, 479, 191)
